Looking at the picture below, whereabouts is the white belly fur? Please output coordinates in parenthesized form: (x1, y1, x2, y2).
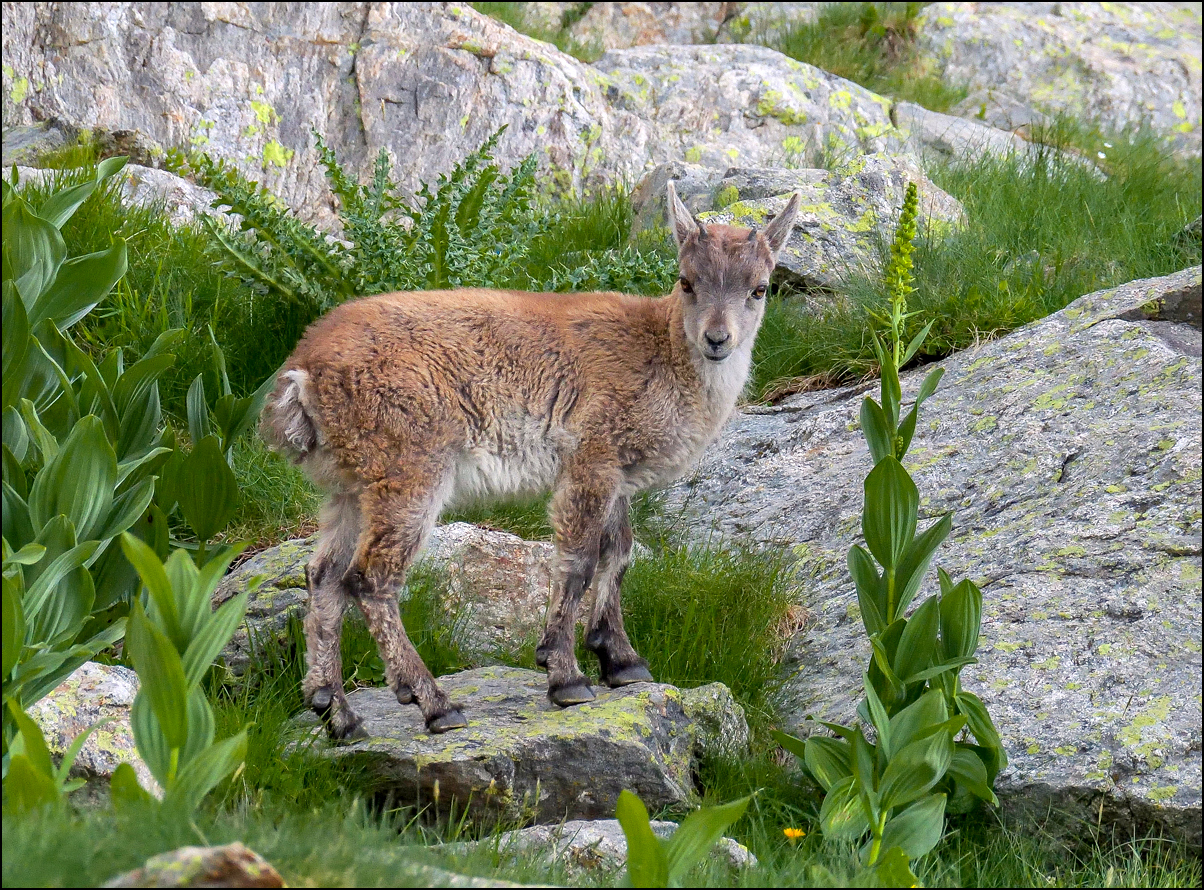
(447, 419, 570, 508)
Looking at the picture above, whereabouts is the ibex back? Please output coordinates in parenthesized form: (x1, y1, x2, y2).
(262, 184, 802, 737)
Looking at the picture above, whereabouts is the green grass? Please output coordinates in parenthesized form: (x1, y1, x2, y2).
(762, 2, 969, 113)
(469, 2, 603, 62)
(748, 124, 1202, 400)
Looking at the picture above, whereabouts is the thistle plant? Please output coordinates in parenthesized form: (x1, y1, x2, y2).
(775, 182, 1006, 887)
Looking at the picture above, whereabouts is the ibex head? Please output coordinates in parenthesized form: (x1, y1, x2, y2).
(667, 181, 801, 363)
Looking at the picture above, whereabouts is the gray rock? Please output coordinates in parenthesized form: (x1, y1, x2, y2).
(564, 2, 736, 51)
(7, 162, 234, 229)
(1, 119, 78, 166)
(443, 817, 756, 879)
(2, 3, 906, 229)
(213, 523, 559, 673)
(296, 666, 748, 823)
(694, 155, 965, 291)
(666, 266, 1203, 845)
(103, 843, 285, 888)
(915, 3, 1202, 154)
(892, 101, 1104, 177)
(29, 662, 161, 804)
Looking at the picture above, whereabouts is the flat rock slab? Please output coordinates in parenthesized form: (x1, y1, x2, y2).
(297, 667, 747, 824)
(667, 267, 1203, 845)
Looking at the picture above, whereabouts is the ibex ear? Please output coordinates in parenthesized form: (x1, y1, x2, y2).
(666, 180, 700, 251)
(763, 192, 801, 257)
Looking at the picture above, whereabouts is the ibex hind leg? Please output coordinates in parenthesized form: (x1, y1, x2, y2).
(303, 493, 367, 742)
(346, 471, 467, 734)
(585, 496, 653, 688)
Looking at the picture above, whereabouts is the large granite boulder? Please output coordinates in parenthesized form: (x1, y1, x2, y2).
(296, 666, 748, 824)
(915, 3, 1202, 154)
(633, 154, 964, 291)
(666, 266, 1203, 844)
(1, 3, 905, 228)
(29, 661, 161, 803)
(213, 523, 558, 673)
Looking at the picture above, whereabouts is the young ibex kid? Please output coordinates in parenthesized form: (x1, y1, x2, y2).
(262, 183, 802, 738)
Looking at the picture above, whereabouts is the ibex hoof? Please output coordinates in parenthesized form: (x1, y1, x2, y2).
(426, 708, 468, 734)
(328, 711, 368, 743)
(604, 663, 654, 687)
(310, 685, 336, 716)
(534, 645, 551, 669)
(548, 681, 596, 707)
(393, 682, 414, 705)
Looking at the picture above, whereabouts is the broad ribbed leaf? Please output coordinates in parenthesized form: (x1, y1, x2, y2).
(3, 281, 31, 410)
(3, 541, 44, 566)
(900, 320, 934, 367)
(848, 545, 886, 637)
(819, 775, 871, 842)
(28, 414, 116, 541)
(892, 596, 939, 687)
(166, 730, 247, 813)
(116, 446, 171, 491)
(804, 736, 853, 792)
(956, 691, 1004, 755)
(888, 689, 948, 754)
(877, 793, 946, 860)
(664, 795, 750, 885)
(3, 478, 34, 549)
(126, 602, 189, 751)
(916, 367, 945, 406)
(2, 405, 29, 463)
(181, 582, 246, 686)
(863, 670, 892, 755)
(92, 477, 155, 543)
(176, 435, 238, 542)
(7, 699, 55, 778)
(616, 789, 668, 888)
(114, 353, 174, 459)
(186, 375, 211, 445)
(3, 574, 26, 679)
(37, 178, 98, 230)
(3, 194, 66, 306)
(895, 514, 952, 619)
(879, 345, 901, 430)
(2, 754, 59, 813)
(870, 845, 918, 885)
(165, 548, 202, 646)
(948, 745, 998, 805)
(121, 532, 181, 646)
(130, 689, 172, 787)
(22, 537, 97, 638)
(62, 333, 118, 440)
(771, 728, 808, 762)
(860, 397, 893, 465)
(939, 578, 982, 661)
(109, 761, 154, 810)
(862, 456, 917, 572)
(877, 729, 954, 812)
(180, 685, 216, 769)
(30, 240, 127, 331)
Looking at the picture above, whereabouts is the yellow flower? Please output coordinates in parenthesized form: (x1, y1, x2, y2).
(783, 827, 806, 840)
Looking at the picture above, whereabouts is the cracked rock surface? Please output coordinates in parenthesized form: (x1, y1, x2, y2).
(666, 267, 1203, 846)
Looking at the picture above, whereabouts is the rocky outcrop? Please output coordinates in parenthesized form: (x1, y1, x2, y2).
(1, 2, 904, 229)
(213, 523, 558, 673)
(29, 661, 160, 803)
(443, 818, 756, 880)
(666, 266, 1203, 845)
(915, 3, 1203, 154)
(8, 162, 234, 229)
(103, 843, 285, 888)
(296, 666, 748, 823)
(632, 154, 964, 291)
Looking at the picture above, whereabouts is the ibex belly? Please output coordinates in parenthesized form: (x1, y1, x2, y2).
(447, 416, 574, 508)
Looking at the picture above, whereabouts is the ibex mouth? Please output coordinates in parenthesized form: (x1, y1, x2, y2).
(704, 353, 729, 362)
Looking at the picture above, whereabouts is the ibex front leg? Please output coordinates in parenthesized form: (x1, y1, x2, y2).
(586, 496, 653, 687)
(538, 466, 618, 707)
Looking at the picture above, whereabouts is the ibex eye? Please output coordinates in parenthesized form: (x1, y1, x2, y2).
(752, 285, 767, 299)
(679, 277, 694, 294)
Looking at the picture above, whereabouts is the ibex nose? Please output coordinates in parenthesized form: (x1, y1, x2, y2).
(704, 329, 731, 348)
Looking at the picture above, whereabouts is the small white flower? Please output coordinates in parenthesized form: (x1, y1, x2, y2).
(1097, 152, 1107, 159)
(1104, 142, 1113, 148)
